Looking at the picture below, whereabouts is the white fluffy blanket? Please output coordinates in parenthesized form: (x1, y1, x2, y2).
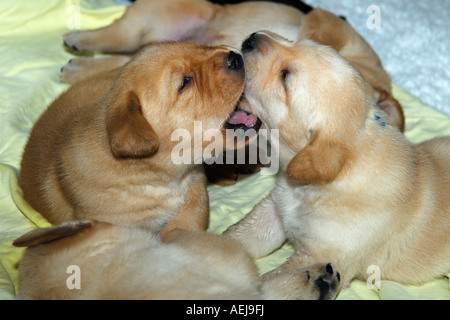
(309, 0, 450, 116)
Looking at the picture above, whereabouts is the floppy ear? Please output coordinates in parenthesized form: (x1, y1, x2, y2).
(376, 90, 405, 132)
(286, 131, 348, 185)
(107, 91, 159, 158)
(13, 221, 94, 248)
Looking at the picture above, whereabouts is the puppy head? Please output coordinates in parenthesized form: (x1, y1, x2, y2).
(242, 32, 374, 184)
(106, 42, 257, 159)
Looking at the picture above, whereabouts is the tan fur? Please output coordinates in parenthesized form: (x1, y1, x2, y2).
(14, 221, 338, 300)
(21, 42, 246, 235)
(226, 32, 450, 291)
(14, 222, 261, 299)
(61, 0, 404, 131)
(59, 1, 404, 187)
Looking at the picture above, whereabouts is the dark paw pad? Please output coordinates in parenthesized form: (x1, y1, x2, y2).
(64, 40, 80, 52)
(312, 263, 341, 300)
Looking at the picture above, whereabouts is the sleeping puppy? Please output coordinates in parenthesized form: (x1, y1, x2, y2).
(13, 221, 338, 300)
(61, 0, 404, 131)
(226, 32, 450, 292)
(20, 42, 260, 237)
(13, 222, 262, 300)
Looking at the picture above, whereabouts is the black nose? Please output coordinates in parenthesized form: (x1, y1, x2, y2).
(241, 32, 257, 53)
(226, 51, 244, 70)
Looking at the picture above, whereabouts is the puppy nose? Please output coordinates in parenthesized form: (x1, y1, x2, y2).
(241, 32, 257, 53)
(226, 51, 244, 70)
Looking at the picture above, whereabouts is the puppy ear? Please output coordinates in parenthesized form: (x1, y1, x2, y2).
(107, 91, 159, 158)
(286, 131, 348, 185)
(13, 221, 94, 248)
(377, 90, 405, 132)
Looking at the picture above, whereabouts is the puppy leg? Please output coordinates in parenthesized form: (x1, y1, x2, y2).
(63, 1, 150, 53)
(63, 0, 216, 53)
(60, 55, 131, 84)
(225, 195, 286, 259)
(226, 195, 341, 299)
(261, 255, 341, 300)
(160, 173, 209, 241)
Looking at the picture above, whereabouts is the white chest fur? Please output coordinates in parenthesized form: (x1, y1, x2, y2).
(271, 175, 389, 258)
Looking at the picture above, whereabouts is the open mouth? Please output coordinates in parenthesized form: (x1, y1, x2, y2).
(224, 108, 262, 132)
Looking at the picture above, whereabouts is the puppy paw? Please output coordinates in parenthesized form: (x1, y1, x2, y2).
(63, 31, 93, 53)
(60, 57, 95, 84)
(308, 263, 341, 300)
(261, 262, 341, 300)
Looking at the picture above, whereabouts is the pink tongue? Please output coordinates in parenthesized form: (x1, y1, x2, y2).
(227, 111, 257, 128)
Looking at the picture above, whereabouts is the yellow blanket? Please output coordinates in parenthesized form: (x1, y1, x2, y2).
(0, 0, 449, 300)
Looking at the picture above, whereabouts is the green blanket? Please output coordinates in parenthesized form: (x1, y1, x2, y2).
(1, 0, 449, 300)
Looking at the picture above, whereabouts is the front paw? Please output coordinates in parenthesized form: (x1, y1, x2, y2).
(309, 263, 341, 300)
(63, 31, 92, 53)
(261, 262, 341, 300)
(60, 57, 94, 84)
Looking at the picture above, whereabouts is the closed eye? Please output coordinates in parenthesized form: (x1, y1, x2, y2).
(179, 76, 193, 93)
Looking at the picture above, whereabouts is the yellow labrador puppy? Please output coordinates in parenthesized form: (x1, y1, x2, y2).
(13, 222, 261, 299)
(14, 221, 338, 299)
(61, 1, 404, 131)
(226, 32, 450, 290)
(21, 42, 260, 238)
